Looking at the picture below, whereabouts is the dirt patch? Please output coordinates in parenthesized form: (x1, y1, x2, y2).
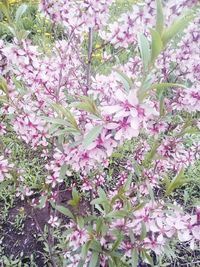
(0, 186, 89, 265)
(0, 199, 50, 266)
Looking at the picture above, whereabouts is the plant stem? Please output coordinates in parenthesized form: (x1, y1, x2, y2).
(86, 27, 93, 95)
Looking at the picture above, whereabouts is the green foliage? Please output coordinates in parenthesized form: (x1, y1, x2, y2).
(83, 125, 103, 148)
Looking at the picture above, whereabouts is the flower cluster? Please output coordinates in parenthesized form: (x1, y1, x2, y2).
(0, 155, 13, 182)
(172, 86, 200, 112)
(100, 0, 198, 48)
(64, 190, 200, 266)
(0, 122, 6, 135)
(40, 0, 114, 34)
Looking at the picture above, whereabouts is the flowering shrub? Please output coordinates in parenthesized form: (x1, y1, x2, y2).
(0, 0, 200, 266)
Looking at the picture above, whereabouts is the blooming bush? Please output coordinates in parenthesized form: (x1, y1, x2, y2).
(0, 0, 200, 266)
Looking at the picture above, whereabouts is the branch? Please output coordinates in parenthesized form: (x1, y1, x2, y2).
(86, 27, 93, 94)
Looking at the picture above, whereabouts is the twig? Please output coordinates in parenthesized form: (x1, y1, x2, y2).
(86, 27, 93, 95)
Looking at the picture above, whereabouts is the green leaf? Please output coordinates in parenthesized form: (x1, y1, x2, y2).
(131, 248, 138, 267)
(150, 29, 163, 64)
(59, 164, 68, 179)
(48, 124, 60, 135)
(162, 9, 196, 46)
(77, 216, 84, 228)
(15, 4, 28, 23)
(165, 169, 187, 196)
(72, 188, 80, 200)
(89, 252, 99, 267)
(140, 222, 147, 240)
(123, 175, 132, 191)
(51, 103, 80, 131)
(38, 195, 47, 209)
(91, 197, 105, 205)
(111, 234, 123, 251)
(90, 240, 102, 253)
(0, 76, 8, 96)
(114, 69, 133, 91)
(80, 241, 91, 260)
(137, 74, 152, 101)
(54, 205, 74, 220)
(141, 250, 154, 266)
(133, 202, 147, 212)
(97, 187, 107, 199)
(82, 125, 103, 148)
(138, 33, 150, 72)
(156, 0, 164, 34)
(106, 210, 128, 219)
(68, 188, 81, 207)
(7, 25, 16, 36)
(76, 96, 101, 118)
(41, 116, 70, 127)
(146, 181, 155, 202)
(152, 82, 186, 91)
(96, 218, 103, 234)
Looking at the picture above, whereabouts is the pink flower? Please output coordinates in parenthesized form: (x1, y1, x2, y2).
(0, 122, 6, 135)
(68, 225, 89, 250)
(0, 156, 13, 182)
(144, 235, 165, 255)
(191, 225, 200, 240)
(48, 215, 60, 228)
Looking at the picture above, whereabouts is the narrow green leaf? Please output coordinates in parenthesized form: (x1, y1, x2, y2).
(96, 218, 103, 234)
(97, 187, 107, 199)
(51, 103, 80, 131)
(150, 29, 163, 64)
(162, 9, 196, 46)
(131, 248, 138, 267)
(156, 0, 164, 34)
(137, 33, 150, 72)
(133, 202, 147, 212)
(59, 164, 68, 179)
(111, 234, 123, 251)
(114, 69, 133, 92)
(0, 77, 8, 95)
(41, 116, 70, 127)
(141, 250, 154, 266)
(38, 195, 47, 209)
(91, 197, 104, 205)
(106, 210, 128, 219)
(77, 216, 84, 228)
(89, 240, 102, 252)
(152, 82, 186, 91)
(81, 241, 91, 260)
(140, 222, 147, 240)
(7, 25, 16, 36)
(72, 188, 80, 201)
(165, 169, 187, 196)
(146, 181, 155, 202)
(68, 188, 81, 207)
(55, 205, 74, 220)
(89, 252, 99, 267)
(15, 4, 27, 23)
(76, 96, 101, 118)
(82, 125, 103, 148)
(123, 175, 132, 191)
